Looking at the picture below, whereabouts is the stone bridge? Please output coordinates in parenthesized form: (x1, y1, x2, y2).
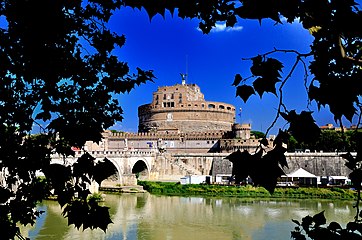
(51, 150, 157, 186)
(50, 150, 353, 187)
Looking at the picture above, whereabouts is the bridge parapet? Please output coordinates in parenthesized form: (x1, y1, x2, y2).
(52, 150, 156, 161)
(70, 150, 156, 158)
(285, 152, 356, 157)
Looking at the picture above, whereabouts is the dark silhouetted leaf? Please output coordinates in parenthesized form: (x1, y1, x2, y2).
(232, 73, 242, 86)
(312, 211, 326, 227)
(301, 215, 313, 232)
(292, 219, 301, 226)
(283, 111, 321, 144)
(73, 152, 96, 178)
(93, 158, 117, 185)
(236, 85, 255, 102)
(260, 138, 268, 146)
(327, 221, 342, 232)
(0, 187, 13, 204)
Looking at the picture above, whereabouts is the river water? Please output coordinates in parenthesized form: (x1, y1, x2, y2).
(21, 193, 356, 240)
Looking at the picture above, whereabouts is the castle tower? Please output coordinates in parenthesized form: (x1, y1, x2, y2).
(138, 81, 236, 133)
(232, 123, 251, 139)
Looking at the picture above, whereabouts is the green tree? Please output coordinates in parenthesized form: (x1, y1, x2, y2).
(288, 130, 345, 152)
(251, 130, 265, 139)
(2, 1, 362, 239)
(0, 1, 154, 239)
(120, 1, 362, 239)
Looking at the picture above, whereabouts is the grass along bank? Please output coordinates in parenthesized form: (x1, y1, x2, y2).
(138, 181, 356, 200)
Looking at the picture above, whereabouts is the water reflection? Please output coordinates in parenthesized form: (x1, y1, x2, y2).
(23, 194, 355, 240)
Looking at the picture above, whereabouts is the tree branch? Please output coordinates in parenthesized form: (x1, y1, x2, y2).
(338, 36, 362, 66)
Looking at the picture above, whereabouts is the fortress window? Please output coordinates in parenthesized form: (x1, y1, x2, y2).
(195, 104, 198, 107)
(171, 93, 174, 99)
(227, 107, 231, 110)
(163, 102, 166, 107)
(219, 105, 225, 109)
(156, 95, 159, 100)
(208, 104, 215, 109)
(163, 94, 166, 100)
(202, 104, 205, 108)
(171, 102, 174, 107)
(188, 104, 191, 107)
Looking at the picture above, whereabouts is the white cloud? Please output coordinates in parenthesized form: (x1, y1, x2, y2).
(197, 23, 243, 33)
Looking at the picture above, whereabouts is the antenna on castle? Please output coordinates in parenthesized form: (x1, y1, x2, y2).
(238, 107, 242, 123)
(186, 54, 188, 83)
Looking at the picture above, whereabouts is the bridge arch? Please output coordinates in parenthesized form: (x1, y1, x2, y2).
(102, 158, 123, 186)
(131, 159, 150, 180)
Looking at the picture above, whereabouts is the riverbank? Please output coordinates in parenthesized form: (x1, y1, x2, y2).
(138, 181, 357, 200)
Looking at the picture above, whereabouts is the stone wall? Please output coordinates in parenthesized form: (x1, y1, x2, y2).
(138, 82, 235, 133)
(152, 152, 352, 181)
(104, 130, 226, 154)
(284, 152, 351, 176)
(138, 106, 235, 133)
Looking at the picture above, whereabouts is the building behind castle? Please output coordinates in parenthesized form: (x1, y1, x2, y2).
(85, 79, 267, 153)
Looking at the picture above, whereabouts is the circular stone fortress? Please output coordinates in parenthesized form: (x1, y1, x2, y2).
(138, 79, 236, 133)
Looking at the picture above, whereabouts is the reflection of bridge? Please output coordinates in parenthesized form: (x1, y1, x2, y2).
(51, 150, 157, 186)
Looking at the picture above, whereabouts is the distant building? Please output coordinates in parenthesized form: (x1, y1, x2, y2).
(85, 78, 271, 153)
(320, 123, 357, 132)
(138, 82, 235, 133)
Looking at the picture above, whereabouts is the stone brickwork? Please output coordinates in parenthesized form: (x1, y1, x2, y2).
(208, 152, 352, 178)
(285, 152, 352, 176)
(138, 82, 235, 133)
(100, 130, 226, 154)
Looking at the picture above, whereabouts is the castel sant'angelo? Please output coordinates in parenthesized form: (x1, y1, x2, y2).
(86, 76, 265, 153)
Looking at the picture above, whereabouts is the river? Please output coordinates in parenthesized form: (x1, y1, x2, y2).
(21, 193, 356, 240)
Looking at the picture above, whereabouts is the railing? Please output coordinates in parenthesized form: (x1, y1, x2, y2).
(51, 149, 156, 159)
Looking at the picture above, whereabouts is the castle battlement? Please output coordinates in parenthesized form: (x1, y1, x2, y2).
(109, 130, 226, 140)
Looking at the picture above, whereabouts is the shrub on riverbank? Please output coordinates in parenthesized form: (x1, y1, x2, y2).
(138, 181, 356, 200)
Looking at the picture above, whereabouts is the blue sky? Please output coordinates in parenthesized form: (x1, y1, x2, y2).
(109, 7, 338, 135)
